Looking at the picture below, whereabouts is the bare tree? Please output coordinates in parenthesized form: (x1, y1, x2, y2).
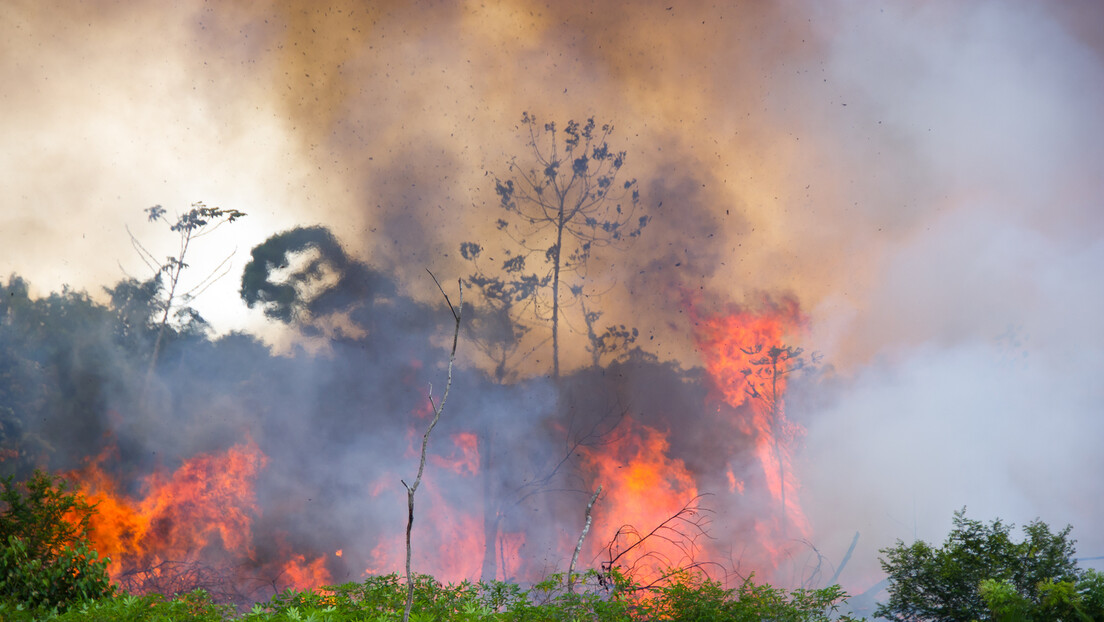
(465, 112, 648, 379)
(401, 273, 462, 622)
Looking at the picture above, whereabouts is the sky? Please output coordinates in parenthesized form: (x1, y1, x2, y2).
(2, 0, 1103, 595)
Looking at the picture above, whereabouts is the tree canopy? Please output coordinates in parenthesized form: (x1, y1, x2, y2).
(876, 508, 1099, 621)
(463, 112, 648, 378)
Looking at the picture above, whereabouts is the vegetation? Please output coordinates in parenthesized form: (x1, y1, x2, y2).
(0, 471, 114, 612)
(132, 202, 246, 377)
(462, 112, 648, 379)
(2, 198, 1099, 620)
(877, 508, 1103, 621)
(0, 467, 860, 620)
(0, 568, 860, 621)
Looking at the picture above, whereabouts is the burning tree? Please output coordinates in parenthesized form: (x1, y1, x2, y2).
(690, 296, 815, 570)
(462, 111, 649, 380)
(459, 112, 649, 582)
(742, 343, 807, 537)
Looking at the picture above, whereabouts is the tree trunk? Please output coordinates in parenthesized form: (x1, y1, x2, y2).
(478, 424, 499, 581)
(771, 359, 786, 537)
(551, 205, 565, 379)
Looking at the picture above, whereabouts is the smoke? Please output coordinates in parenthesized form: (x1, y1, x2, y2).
(787, 0, 1104, 597)
(2, 0, 1103, 605)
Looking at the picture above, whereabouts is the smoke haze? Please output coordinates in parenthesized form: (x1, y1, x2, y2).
(2, 0, 1102, 601)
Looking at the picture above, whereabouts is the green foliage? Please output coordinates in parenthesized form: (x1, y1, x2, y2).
(0, 470, 114, 611)
(0, 590, 231, 621)
(626, 570, 860, 622)
(0, 567, 864, 622)
(979, 579, 1034, 622)
(979, 571, 1104, 622)
(245, 574, 492, 622)
(1081, 570, 1104, 618)
(503, 568, 860, 622)
(876, 508, 1084, 621)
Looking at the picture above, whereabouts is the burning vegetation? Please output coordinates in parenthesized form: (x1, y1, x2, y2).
(0, 258, 820, 607)
(0, 100, 856, 618)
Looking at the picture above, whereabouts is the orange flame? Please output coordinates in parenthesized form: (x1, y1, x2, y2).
(364, 425, 524, 583)
(429, 432, 480, 476)
(362, 476, 490, 582)
(279, 554, 332, 591)
(690, 297, 811, 563)
(579, 418, 699, 583)
(68, 441, 267, 582)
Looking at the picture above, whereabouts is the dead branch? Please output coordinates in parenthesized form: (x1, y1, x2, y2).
(401, 273, 462, 622)
(117, 559, 253, 606)
(826, 531, 860, 587)
(567, 484, 602, 593)
(599, 494, 719, 595)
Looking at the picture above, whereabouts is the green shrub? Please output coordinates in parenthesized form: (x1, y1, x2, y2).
(630, 570, 860, 622)
(0, 470, 115, 611)
(59, 590, 232, 621)
(246, 574, 494, 621)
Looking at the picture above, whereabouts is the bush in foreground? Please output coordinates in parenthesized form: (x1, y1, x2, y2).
(0, 569, 860, 621)
(0, 470, 114, 612)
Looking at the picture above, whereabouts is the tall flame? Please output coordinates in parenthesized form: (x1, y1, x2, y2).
(690, 297, 811, 562)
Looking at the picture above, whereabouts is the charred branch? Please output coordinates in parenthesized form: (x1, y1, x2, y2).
(401, 273, 462, 622)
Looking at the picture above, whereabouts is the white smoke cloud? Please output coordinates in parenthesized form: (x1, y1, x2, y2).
(794, 0, 1104, 597)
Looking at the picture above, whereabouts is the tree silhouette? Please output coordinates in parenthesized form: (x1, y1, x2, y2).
(464, 112, 648, 379)
(130, 202, 245, 379)
(741, 344, 807, 536)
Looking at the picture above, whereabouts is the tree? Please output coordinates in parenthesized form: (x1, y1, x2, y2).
(461, 113, 648, 582)
(581, 297, 639, 369)
(130, 202, 245, 378)
(876, 509, 1085, 621)
(461, 245, 538, 384)
(980, 571, 1104, 621)
(464, 111, 649, 379)
(239, 225, 405, 336)
(742, 344, 807, 536)
(0, 276, 143, 476)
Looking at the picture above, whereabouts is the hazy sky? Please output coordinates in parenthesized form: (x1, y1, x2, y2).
(3, 0, 1102, 592)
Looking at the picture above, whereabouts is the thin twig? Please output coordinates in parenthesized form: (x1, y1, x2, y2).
(402, 275, 462, 622)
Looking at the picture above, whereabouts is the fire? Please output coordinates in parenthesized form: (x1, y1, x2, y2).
(429, 432, 480, 476)
(364, 425, 524, 583)
(68, 441, 267, 584)
(579, 419, 699, 582)
(362, 476, 490, 582)
(280, 554, 332, 591)
(690, 297, 811, 562)
(46, 298, 814, 597)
